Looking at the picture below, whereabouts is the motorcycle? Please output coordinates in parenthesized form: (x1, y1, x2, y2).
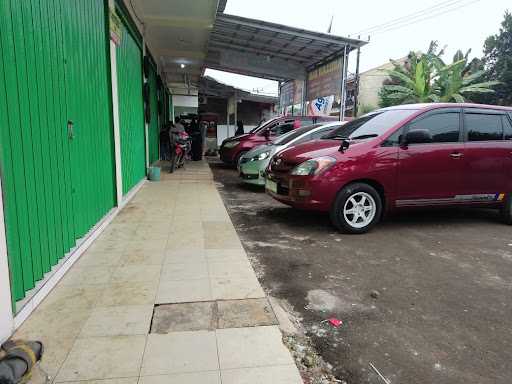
(169, 130, 191, 173)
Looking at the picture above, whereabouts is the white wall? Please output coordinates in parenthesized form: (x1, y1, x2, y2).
(216, 125, 256, 147)
(172, 95, 198, 108)
(0, 174, 14, 343)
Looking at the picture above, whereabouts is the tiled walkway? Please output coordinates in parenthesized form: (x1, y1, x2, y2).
(16, 161, 302, 383)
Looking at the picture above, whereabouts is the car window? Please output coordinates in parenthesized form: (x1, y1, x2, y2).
(323, 109, 417, 140)
(310, 125, 339, 140)
(273, 124, 322, 145)
(503, 115, 512, 140)
(407, 112, 460, 143)
(465, 113, 502, 142)
(269, 122, 294, 136)
(381, 127, 404, 146)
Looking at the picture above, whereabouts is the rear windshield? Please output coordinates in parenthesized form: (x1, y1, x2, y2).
(249, 118, 274, 133)
(323, 110, 418, 140)
(272, 124, 322, 145)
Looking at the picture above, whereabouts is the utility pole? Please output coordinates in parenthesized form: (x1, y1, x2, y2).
(353, 39, 361, 117)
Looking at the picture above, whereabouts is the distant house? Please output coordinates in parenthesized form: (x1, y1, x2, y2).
(347, 56, 408, 116)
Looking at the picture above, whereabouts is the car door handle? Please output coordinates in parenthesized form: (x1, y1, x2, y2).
(450, 152, 463, 159)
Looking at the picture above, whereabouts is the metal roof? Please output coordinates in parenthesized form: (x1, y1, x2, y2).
(200, 76, 277, 104)
(205, 14, 367, 81)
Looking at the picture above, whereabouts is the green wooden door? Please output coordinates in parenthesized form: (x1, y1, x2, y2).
(116, 13, 146, 195)
(0, 0, 116, 304)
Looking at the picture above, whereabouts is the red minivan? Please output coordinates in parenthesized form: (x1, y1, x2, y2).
(266, 103, 512, 233)
(219, 115, 337, 165)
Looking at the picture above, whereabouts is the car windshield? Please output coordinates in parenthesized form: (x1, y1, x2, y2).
(249, 118, 271, 133)
(272, 124, 322, 145)
(322, 110, 418, 140)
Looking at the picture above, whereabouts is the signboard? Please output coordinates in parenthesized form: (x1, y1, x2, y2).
(109, 8, 122, 46)
(279, 81, 295, 108)
(306, 58, 342, 101)
(308, 96, 334, 116)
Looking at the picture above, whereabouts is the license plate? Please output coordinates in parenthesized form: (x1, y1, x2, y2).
(266, 179, 277, 193)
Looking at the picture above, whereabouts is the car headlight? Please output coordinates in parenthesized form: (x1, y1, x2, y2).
(223, 140, 240, 149)
(252, 151, 270, 161)
(290, 156, 336, 176)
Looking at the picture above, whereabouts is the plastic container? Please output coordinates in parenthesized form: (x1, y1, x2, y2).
(148, 166, 161, 181)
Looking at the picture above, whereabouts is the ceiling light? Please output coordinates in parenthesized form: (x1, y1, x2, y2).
(180, 63, 186, 69)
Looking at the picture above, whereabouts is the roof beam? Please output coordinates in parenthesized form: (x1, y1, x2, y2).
(144, 14, 214, 29)
(209, 41, 308, 64)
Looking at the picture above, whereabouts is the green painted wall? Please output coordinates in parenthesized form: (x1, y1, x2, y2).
(0, 0, 116, 304)
(116, 18, 146, 195)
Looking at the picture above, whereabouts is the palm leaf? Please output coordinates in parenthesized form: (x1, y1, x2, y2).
(461, 70, 485, 85)
(452, 93, 465, 103)
(384, 92, 415, 100)
(384, 70, 416, 88)
(459, 87, 496, 94)
(382, 85, 414, 94)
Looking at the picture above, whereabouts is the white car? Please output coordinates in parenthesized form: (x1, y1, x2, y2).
(238, 121, 346, 186)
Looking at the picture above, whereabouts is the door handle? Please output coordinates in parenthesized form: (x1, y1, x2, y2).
(67, 120, 74, 140)
(450, 152, 463, 159)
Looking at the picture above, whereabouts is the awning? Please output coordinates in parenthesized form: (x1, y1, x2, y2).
(205, 14, 367, 81)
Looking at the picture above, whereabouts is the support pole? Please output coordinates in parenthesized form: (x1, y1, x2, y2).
(0, 172, 14, 343)
(234, 90, 238, 130)
(339, 46, 350, 121)
(353, 44, 361, 117)
(302, 79, 307, 116)
(109, 1, 123, 204)
(142, 37, 150, 170)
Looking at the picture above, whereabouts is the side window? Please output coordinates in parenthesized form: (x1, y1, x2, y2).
(465, 113, 502, 142)
(407, 112, 460, 143)
(502, 115, 512, 140)
(302, 119, 315, 126)
(382, 127, 404, 146)
(292, 134, 313, 146)
(310, 126, 337, 140)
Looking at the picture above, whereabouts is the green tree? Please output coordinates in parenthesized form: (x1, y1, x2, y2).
(379, 41, 499, 106)
(482, 11, 512, 105)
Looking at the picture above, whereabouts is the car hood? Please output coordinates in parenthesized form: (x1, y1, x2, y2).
(224, 133, 251, 143)
(278, 139, 366, 163)
(243, 144, 278, 159)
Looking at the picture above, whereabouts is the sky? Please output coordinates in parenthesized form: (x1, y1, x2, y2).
(204, 0, 510, 97)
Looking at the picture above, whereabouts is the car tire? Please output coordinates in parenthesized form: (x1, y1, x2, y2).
(330, 182, 383, 234)
(235, 151, 247, 168)
(500, 193, 512, 225)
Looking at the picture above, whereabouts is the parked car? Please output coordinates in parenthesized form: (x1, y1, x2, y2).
(238, 121, 345, 186)
(265, 103, 512, 233)
(219, 115, 337, 165)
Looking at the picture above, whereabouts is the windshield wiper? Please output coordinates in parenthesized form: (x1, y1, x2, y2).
(350, 134, 378, 140)
(325, 134, 351, 140)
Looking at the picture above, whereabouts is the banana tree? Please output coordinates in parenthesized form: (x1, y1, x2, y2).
(435, 50, 500, 102)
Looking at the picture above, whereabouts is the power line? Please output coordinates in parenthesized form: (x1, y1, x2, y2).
(370, 0, 481, 36)
(351, 0, 473, 36)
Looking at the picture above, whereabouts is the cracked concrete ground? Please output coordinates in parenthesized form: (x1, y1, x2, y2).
(209, 159, 512, 384)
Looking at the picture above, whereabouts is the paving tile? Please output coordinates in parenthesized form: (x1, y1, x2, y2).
(75, 251, 123, 267)
(208, 260, 255, 280)
(211, 277, 265, 301)
(151, 302, 215, 333)
(87, 240, 126, 253)
(39, 285, 104, 311)
(139, 372, 221, 384)
(80, 305, 153, 337)
(124, 238, 168, 252)
(160, 262, 208, 281)
(205, 249, 247, 263)
(164, 249, 206, 264)
(57, 378, 139, 384)
(60, 266, 113, 286)
(216, 326, 295, 370)
(15, 305, 91, 340)
(217, 298, 278, 329)
(119, 249, 165, 266)
(98, 281, 158, 307)
(156, 279, 212, 304)
(110, 265, 162, 284)
(56, 335, 146, 381)
(221, 365, 303, 384)
(141, 331, 218, 375)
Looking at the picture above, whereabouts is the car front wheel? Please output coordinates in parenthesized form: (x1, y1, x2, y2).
(330, 183, 382, 234)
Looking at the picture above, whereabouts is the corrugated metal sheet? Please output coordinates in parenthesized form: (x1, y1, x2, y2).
(116, 13, 146, 194)
(148, 64, 160, 164)
(0, 0, 116, 304)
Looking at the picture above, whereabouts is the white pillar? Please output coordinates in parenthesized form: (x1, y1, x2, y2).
(109, 2, 123, 203)
(0, 174, 14, 343)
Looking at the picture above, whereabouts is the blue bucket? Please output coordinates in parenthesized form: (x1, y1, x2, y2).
(148, 166, 161, 181)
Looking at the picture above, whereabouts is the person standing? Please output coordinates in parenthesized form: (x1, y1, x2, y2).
(159, 123, 170, 160)
(190, 118, 202, 161)
(235, 120, 244, 136)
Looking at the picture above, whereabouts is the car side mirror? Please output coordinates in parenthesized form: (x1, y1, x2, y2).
(404, 129, 432, 145)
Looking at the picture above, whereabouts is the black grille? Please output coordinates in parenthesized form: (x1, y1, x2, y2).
(269, 156, 297, 174)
